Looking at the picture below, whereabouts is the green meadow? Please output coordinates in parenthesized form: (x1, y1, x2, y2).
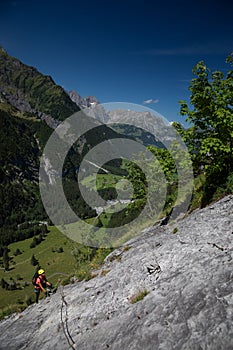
(81, 173, 123, 190)
(0, 227, 79, 314)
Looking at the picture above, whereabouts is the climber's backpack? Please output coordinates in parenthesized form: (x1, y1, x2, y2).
(32, 271, 39, 286)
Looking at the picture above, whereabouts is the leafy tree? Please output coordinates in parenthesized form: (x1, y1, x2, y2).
(30, 238, 37, 249)
(1, 278, 7, 289)
(40, 224, 48, 235)
(124, 145, 185, 221)
(3, 247, 10, 271)
(0, 245, 4, 257)
(178, 53, 233, 203)
(8, 277, 17, 290)
(179, 53, 233, 177)
(72, 245, 96, 270)
(30, 254, 39, 266)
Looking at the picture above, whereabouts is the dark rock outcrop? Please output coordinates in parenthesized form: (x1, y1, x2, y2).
(0, 195, 232, 349)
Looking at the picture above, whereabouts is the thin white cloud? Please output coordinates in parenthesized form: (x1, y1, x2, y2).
(143, 98, 159, 104)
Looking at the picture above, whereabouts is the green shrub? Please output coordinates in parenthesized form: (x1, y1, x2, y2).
(226, 173, 233, 193)
(57, 247, 64, 253)
(76, 267, 97, 281)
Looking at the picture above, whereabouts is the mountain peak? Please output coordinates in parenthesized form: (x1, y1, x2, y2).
(68, 90, 99, 108)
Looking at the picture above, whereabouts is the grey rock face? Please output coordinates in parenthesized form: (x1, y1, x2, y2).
(68, 90, 99, 109)
(0, 195, 233, 350)
(68, 90, 110, 123)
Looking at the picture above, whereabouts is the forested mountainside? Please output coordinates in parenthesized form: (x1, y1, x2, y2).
(0, 48, 124, 250)
(0, 104, 42, 225)
(0, 47, 79, 121)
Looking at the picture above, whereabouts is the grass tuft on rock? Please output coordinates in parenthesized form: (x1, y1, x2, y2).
(128, 288, 149, 304)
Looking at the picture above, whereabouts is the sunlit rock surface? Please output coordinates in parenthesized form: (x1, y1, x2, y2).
(0, 195, 233, 350)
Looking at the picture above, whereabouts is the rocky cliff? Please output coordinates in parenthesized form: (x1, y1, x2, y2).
(0, 195, 232, 350)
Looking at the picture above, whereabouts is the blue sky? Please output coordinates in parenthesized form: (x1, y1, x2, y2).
(0, 0, 233, 124)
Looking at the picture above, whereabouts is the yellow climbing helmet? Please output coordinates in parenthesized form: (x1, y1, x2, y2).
(38, 269, 45, 275)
